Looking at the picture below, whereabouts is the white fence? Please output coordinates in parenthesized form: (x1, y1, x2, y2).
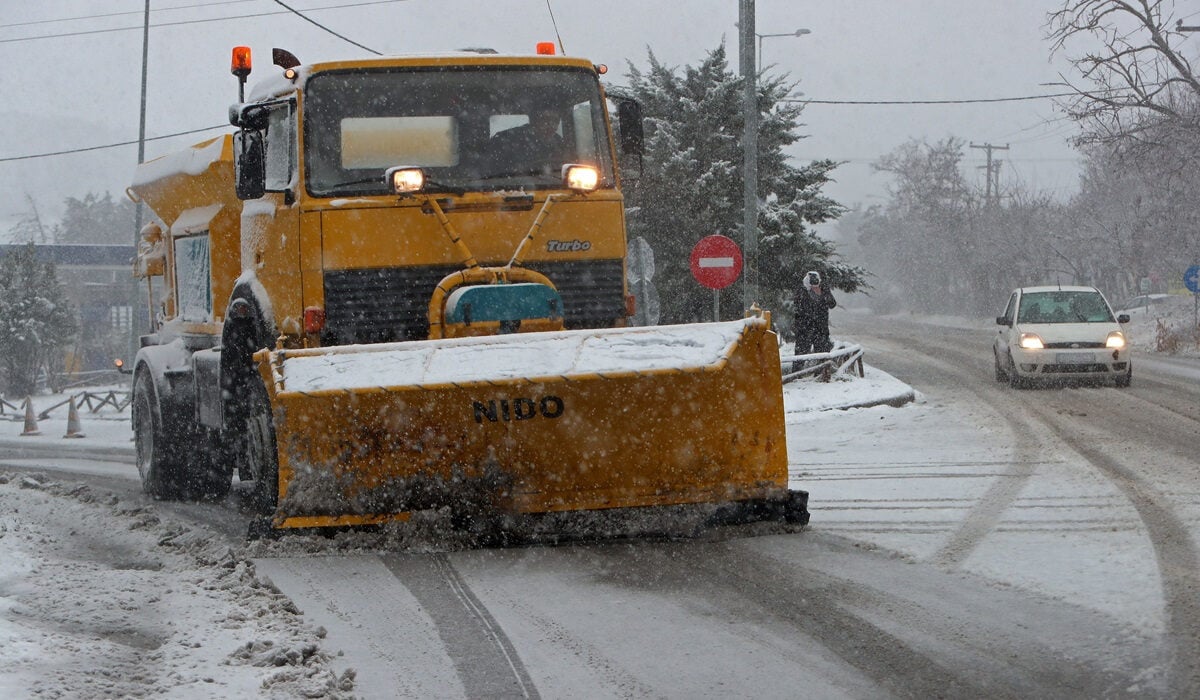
(780, 340, 864, 384)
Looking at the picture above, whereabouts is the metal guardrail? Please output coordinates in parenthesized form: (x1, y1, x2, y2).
(780, 340, 865, 385)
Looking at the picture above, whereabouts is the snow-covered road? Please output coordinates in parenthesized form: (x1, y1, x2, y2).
(2, 311, 1199, 697)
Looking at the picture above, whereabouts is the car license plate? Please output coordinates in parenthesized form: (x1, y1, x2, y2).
(1055, 352, 1095, 364)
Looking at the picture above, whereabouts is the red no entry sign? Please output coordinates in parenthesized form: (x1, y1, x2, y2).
(689, 235, 743, 290)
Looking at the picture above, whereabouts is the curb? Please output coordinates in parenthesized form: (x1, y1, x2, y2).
(833, 389, 917, 411)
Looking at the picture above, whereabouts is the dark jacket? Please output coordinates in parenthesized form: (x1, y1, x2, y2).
(793, 285, 837, 350)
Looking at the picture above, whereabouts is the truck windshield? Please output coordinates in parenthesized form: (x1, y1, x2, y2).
(303, 66, 615, 196)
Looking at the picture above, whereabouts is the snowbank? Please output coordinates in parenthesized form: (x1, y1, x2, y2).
(0, 472, 354, 699)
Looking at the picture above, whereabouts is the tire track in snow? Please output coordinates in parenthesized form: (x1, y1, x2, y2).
(381, 553, 539, 699)
(852, 318, 1200, 697)
(842, 329, 1043, 568)
(1028, 404, 1200, 698)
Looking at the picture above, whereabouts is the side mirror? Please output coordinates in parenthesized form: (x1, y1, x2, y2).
(229, 103, 269, 130)
(1117, 313, 1130, 324)
(996, 316, 1009, 326)
(234, 129, 266, 200)
(617, 100, 644, 155)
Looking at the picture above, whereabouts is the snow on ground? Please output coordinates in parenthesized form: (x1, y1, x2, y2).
(1, 296, 1196, 698)
(0, 388, 354, 698)
(0, 362, 913, 697)
(0, 473, 353, 699)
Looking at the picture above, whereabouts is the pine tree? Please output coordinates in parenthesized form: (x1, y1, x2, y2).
(0, 244, 78, 397)
(619, 44, 865, 326)
(53, 192, 136, 245)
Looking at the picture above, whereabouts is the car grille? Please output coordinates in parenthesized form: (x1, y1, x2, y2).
(323, 260, 625, 344)
(1043, 341, 1106, 349)
(1040, 363, 1109, 374)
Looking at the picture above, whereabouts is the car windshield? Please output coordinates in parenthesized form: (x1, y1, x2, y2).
(303, 66, 615, 196)
(1017, 291, 1115, 324)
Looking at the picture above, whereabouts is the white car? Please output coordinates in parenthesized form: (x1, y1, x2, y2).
(993, 285, 1131, 388)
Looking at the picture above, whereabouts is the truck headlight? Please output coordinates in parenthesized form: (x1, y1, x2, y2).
(1105, 331, 1126, 349)
(562, 164, 599, 193)
(387, 167, 425, 194)
(1018, 333, 1044, 350)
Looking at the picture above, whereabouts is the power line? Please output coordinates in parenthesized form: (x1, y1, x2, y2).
(0, 0, 258, 30)
(0, 125, 227, 163)
(788, 92, 1076, 105)
(270, 0, 381, 55)
(0, 0, 405, 44)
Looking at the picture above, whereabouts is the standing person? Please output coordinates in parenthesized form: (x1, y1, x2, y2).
(792, 270, 837, 367)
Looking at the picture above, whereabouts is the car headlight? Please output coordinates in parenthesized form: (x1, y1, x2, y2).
(1018, 333, 1044, 350)
(1105, 331, 1126, 349)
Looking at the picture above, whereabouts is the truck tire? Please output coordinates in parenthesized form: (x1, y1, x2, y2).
(244, 378, 279, 515)
(132, 371, 185, 499)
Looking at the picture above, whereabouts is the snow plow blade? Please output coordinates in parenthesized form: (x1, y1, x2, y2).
(258, 314, 801, 531)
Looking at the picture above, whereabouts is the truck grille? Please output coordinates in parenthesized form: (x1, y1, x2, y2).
(323, 260, 626, 344)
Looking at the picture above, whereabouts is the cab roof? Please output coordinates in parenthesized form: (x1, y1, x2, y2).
(247, 52, 600, 102)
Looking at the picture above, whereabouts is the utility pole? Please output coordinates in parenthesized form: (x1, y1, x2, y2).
(970, 142, 1008, 206)
(739, 0, 758, 312)
(130, 0, 151, 370)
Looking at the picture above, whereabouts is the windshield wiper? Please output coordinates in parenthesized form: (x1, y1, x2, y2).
(320, 176, 465, 196)
(324, 177, 383, 190)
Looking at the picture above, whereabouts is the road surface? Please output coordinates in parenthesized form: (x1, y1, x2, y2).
(4, 312, 1198, 697)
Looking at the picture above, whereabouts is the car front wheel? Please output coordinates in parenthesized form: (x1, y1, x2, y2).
(1116, 363, 1132, 388)
(1007, 355, 1027, 390)
(993, 349, 1007, 382)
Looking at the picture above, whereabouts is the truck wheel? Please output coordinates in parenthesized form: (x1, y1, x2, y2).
(244, 379, 279, 515)
(132, 372, 184, 499)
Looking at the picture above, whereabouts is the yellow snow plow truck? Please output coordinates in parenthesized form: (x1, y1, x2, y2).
(127, 45, 807, 537)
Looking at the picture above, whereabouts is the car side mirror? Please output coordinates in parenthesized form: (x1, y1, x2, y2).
(1117, 313, 1130, 324)
(233, 129, 266, 200)
(996, 315, 1009, 326)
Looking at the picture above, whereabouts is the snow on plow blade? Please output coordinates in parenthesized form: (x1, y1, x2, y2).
(259, 315, 796, 530)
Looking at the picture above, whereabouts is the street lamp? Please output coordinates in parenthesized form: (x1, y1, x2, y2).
(756, 28, 811, 66)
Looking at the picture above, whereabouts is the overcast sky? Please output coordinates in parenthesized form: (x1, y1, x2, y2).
(0, 0, 1085, 239)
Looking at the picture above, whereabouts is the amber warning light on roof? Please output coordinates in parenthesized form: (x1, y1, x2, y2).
(231, 46, 252, 77)
(536, 42, 556, 55)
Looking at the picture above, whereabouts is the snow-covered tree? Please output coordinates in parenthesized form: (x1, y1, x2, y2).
(53, 192, 136, 245)
(619, 44, 863, 326)
(0, 243, 78, 397)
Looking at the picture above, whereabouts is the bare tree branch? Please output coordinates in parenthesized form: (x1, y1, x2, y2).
(1048, 0, 1200, 146)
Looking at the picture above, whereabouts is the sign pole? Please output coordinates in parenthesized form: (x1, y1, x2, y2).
(713, 289, 720, 322)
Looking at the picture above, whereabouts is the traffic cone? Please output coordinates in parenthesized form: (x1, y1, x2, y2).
(20, 397, 41, 436)
(63, 397, 85, 439)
